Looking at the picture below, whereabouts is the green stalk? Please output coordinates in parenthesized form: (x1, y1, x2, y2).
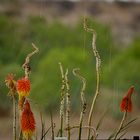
(114, 111, 127, 139)
(13, 96, 17, 140)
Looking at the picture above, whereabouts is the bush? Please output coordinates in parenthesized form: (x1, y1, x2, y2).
(0, 15, 118, 112)
(102, 38, 140, 107)
(31, 47, 95, 111)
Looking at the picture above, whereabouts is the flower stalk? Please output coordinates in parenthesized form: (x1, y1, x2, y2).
(59, 62, 66, 137)
(5, 74, 17, 140)
(65, 69, 70, 140)
(114, 111, 127, 139)
(13, 96, 17, 140)
(84, 18, 101, 139)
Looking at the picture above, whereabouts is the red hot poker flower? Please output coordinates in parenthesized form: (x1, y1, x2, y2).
(17, 77, 30, 97)
(21, 100, 35, 139)
(120, 86, 134, 112)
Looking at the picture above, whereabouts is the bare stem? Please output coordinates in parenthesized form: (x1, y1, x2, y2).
(114, 111, 127, 139)
(84, 17, 101, 139)
(50, 111, 55, 140)
(13, 96, 17, 140)
(73, 68, 86, 140)
(40, 112, 45, 140)
(65, 69, 71, 140)
(40, 126, 52, 140)
(59, 62, 66, 137)
(22, 43, 39, 78)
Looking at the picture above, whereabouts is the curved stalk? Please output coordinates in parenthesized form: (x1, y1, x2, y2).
(84, 17, 101, 139)
(73, 68, 86, 140)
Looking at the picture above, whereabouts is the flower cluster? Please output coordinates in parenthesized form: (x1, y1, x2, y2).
(21, 100, 35, 139)
(17, 77, 35, 139)
(5, 75, 35, 140)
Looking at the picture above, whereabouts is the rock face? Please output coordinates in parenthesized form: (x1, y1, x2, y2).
(0, 1, 140, 44)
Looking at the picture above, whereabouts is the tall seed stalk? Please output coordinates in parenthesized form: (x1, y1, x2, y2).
(59, 62, 66, 137)
(83, 18, 101, 139)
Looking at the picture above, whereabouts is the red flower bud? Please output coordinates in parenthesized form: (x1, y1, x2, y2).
(120, 86, 134, 112)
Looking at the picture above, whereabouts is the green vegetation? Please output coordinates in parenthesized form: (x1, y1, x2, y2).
(0, 15, 140, 115)
(102, 38, 140, 108)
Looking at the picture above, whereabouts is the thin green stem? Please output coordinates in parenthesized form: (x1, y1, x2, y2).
(13, 96, 17, 140)
(114, 111, 127, 139)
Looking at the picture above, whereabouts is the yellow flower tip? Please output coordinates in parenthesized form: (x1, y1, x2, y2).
(22, 129, 34, 140)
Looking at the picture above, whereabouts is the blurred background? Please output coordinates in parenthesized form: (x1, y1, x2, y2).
(0, 0, 140, 139)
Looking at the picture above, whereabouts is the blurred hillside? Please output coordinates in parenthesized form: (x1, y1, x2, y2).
(0, 1, 140, 44)
(0, 1, 140, 117)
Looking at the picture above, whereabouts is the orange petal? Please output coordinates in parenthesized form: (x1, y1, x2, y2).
(17, 78, 30, 96)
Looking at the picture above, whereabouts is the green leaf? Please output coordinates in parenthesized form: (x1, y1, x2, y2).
(122, 118, 138, 130)
(118, 131, 127, 140)
(108, 131, 116, 140)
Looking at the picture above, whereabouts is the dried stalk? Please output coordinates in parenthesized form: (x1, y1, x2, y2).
(73, 68, 87, 140)
(114, 111, 127, 139)
(84, 18, 101, 139)
(65, 69, 71, 140)
(40, 112, 45, 140)
(59, 62, 66, 137)
(50, 111, 55, 140)
(40, 126, 52, 140)
(22, 43, 39, 78)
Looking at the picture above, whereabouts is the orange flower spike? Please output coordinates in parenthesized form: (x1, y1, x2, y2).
(120, 86, 135, 112)
(17, 77, 30, 97)
(21, 100, 35, 140)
